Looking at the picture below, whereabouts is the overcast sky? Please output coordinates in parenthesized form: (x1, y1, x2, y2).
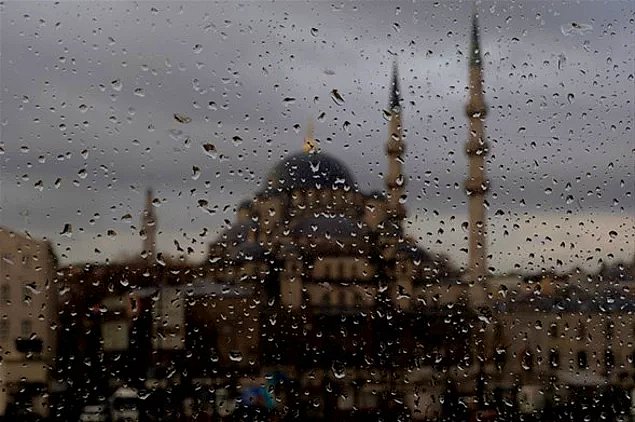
(1, 1, 633, 274)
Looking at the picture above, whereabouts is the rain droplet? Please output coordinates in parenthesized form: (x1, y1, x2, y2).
(174, 113, 192, 124)
(111, 79, 122, 91)
(331, 364, 346, 379)
(60, 223, 72, 237)
(202, 143, 216, 157)
(229, 351, 243, 362)
(330, 89, 344, 105)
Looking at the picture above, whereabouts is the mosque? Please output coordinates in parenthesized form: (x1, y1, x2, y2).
(207, 60, 458, 312)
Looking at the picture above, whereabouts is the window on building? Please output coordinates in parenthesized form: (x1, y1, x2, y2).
(22, 282, 31, 304)
(321, 293, 331, 307)
(1, 284, 9, 304)
(338, 291, 346, 307)
(605, 349, 615, 370)
(0, 319, 9, 342)
(549, 349, 560, 369)
(577, 350, 588, 369)
(21, 319, 32, 338)
(522, 350, 534, 372)
(548, 323, 558, 338)
(494, 347, 507, 371)
(354, 293, 363, 308)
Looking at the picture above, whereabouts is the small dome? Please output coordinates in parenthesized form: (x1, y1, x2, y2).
(265, 151, 356, 194)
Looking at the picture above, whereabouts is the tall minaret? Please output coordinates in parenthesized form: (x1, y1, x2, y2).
(141, 188, 157, 261)
(465, 11, 489, 285)
(385, 60, 406, 223)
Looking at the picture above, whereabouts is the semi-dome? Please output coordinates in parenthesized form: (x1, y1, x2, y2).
(265, 151, 357, 193)
(290, 215, 371, 257)
(291, 215, 369, 240)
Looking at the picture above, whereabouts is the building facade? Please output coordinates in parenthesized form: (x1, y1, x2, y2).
(0, 227, 57, 417)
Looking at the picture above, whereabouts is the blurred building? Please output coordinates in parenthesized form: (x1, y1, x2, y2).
(48, 9, 635, 421)
(0, 227, 57, 417)
(479, 267, 635, 418)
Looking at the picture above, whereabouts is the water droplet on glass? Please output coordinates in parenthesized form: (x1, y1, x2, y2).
(330, 89, 344, 105)
(60, 223, 72, 237)
(174, 113, 192, 124)
(111, 79, 123, 91)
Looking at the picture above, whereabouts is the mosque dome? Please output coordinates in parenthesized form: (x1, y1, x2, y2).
(265, 151, 357, 194)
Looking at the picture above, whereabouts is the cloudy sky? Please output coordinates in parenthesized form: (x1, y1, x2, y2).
(1, 1, 632, 274)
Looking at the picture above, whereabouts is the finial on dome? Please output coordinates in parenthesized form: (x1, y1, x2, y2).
(303, 118, 319, 153)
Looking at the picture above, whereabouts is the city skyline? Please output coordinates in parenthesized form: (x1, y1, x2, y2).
(0, 1, 632, 273)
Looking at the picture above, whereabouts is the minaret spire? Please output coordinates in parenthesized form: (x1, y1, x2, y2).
(465, 9, 489, 286)
(385, 58, 406, 222)
(141, 188, 157, 262)
(470, 8, 482, 67)
(389, 59, 401, 112)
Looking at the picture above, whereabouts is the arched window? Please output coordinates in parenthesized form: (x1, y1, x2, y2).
(338, 291, 346, 307)
(605, 349, 615, 370)
(577, 350, 588, 369)
(494, 346, 507, 371)
(549, 349, 560, 369)
(548, 323, 558, 338)
(339, 261, 347, 279)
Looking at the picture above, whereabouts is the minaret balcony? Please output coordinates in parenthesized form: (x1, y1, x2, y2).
(465, 102, 488, 118)
(386, 142, 404, 155)
(465, 140, 489, 156)
(464, 178, 489, 194)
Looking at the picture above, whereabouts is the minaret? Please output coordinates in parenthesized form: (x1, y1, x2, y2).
(141, 188, 157, 261)
(465, 11, 489, 285)
(385, 60, 406, 222)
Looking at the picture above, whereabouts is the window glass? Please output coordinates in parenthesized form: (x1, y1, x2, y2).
(1, 1, 632, 420)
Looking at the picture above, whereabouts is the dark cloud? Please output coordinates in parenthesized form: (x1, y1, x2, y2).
(1, 1, 632, 269)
